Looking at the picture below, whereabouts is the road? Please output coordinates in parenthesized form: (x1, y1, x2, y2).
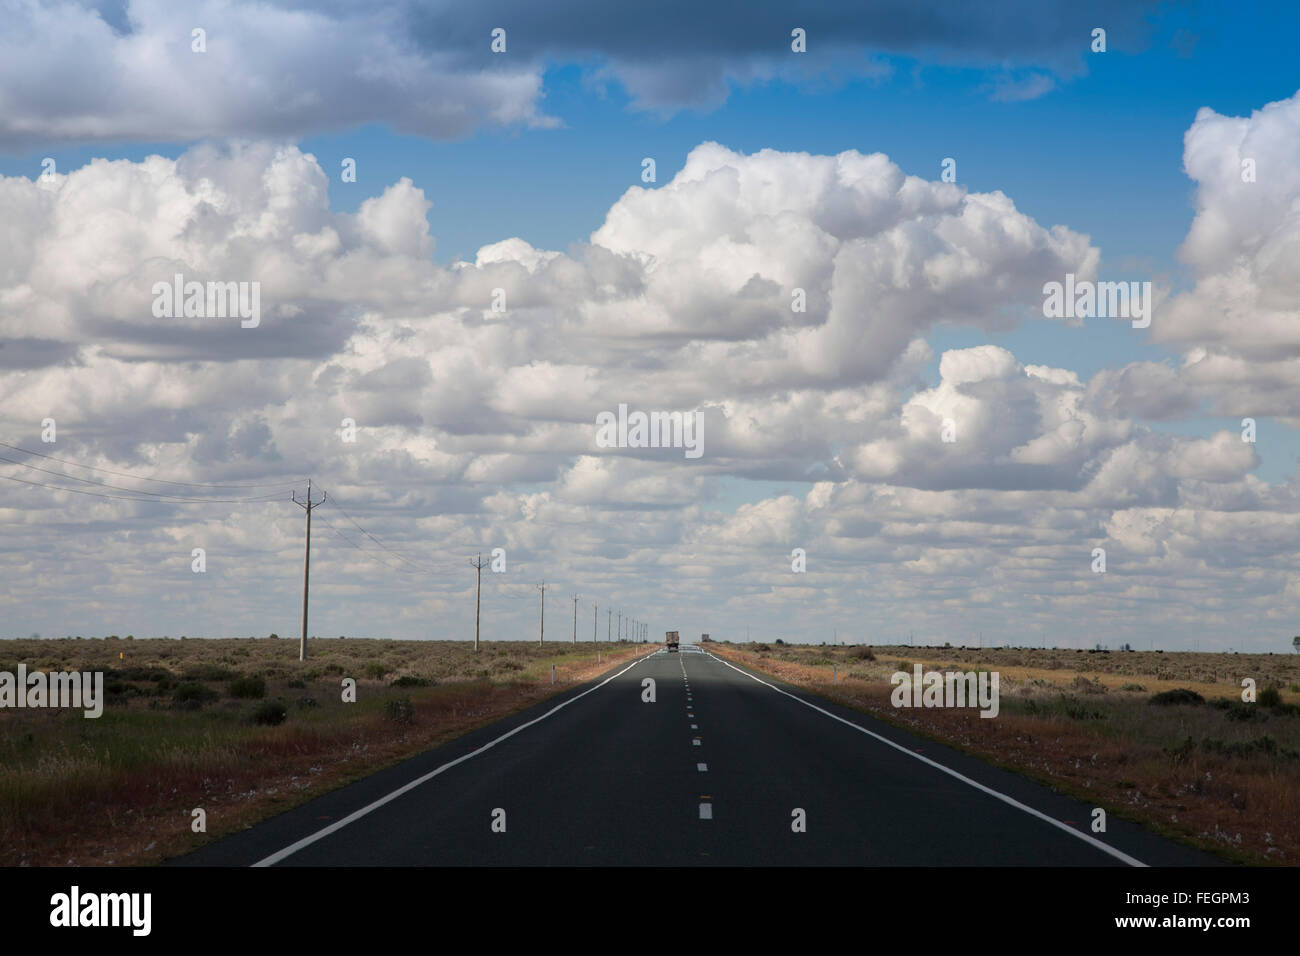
(171, 646, 1223, 866)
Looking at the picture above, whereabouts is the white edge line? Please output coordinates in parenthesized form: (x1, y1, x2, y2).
(252, 651, 656, 867)
(704, 651, 1147, 868)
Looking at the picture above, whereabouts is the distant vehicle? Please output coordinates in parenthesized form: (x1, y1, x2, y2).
(665, 631, 679, 652)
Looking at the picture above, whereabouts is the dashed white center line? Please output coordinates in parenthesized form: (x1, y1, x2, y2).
(697, 763, 708, 771)
(692, 738, 701, 746)
(699, 803, 712, 820)
(690, 723, 697, 729)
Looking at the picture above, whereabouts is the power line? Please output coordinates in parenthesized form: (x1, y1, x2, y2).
(2, 444, 627, 643)
(320, 490, 467, 575)
(319, 494, 438, 574)
(311, 512, 430, 576)
(0, 439, 301, 489)
(0, 453, 289, 502)
(0, 468, 287, 504)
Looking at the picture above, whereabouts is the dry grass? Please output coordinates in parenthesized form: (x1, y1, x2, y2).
(0, 637, 642, 866)
(708, 642, 1300, 865)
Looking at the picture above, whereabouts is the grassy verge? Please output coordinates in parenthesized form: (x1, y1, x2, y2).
(0, 637, 643, 866)
(706, 642, 1300, 865)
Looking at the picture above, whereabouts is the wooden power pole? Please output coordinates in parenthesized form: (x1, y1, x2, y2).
(291, 479, 325, 662)
(572, 593, 579, 643)
(593, 602, 597, 642)
(537, 581, 545, 643)
(470, 554, 488, 651)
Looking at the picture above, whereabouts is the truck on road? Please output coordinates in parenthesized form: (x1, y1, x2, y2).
(665, 631, 679, 652)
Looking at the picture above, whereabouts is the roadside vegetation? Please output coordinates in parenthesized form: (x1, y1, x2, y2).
(0, 637, 640, 866)
(710, 642, 1300, 865)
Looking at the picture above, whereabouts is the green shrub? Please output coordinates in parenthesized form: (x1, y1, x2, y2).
(1061, 696, 1107, 720)
(295, 697, 318, 709)
(1212, 699, 1269, 722)
(229, 675, 267, 699)
(250, 700, 287, 726)
(1148, 688, 1204, 706)
(848, 646, 875, 660)
(364, 662, 389, 679)
(181, 664, 236, 682)
(385, 698, 415, 724)
(1200, 735, 1298, 759)
(173, 682, 218, 704)
(1071, 675, 1108, 694)
(1259, 686, 1283, 708)
(390, 675, 431, 687)
(114, 665, 172, 682)
(104, 681, 138, 703)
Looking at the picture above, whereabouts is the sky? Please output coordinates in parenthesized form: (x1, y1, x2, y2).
(2, 0, 1300, 650)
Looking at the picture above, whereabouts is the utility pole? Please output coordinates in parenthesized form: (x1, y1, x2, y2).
(469, 554, 488, 651)
(593, 602, 598, 642)
(607, 607, 611, 642)
(618, 611, 622, 641)
(572, 593, 579, 643)
(538, 581, 545, 643)
(291, 479, 325, 662)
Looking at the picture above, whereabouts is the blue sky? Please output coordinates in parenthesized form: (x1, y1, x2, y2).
(3, 1, 1300, 648)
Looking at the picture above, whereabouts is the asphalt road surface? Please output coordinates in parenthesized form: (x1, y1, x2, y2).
(172, 646, 1224, 867)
